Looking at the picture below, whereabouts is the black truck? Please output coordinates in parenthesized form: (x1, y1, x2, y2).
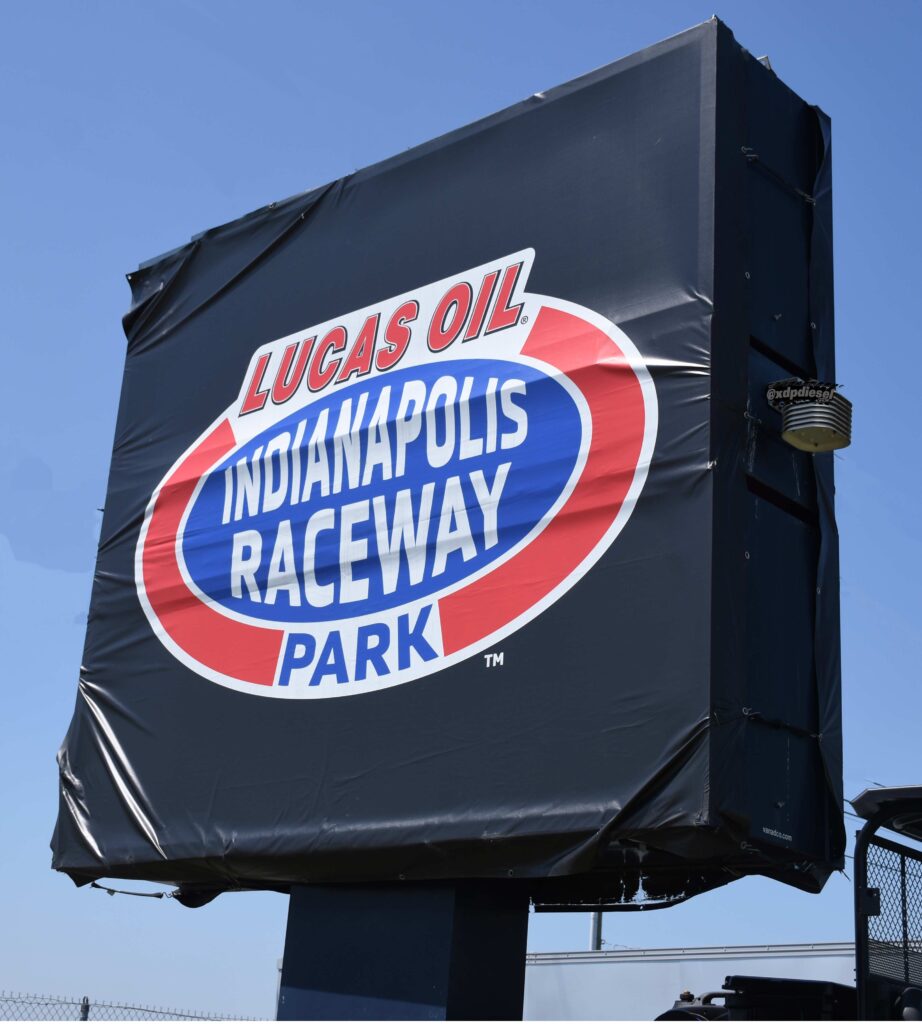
(657, 787, 922, 1020)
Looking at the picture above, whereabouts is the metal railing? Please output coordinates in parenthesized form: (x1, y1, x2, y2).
(0, 992, 255, 1021)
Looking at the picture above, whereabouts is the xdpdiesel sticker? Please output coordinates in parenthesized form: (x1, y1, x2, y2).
(136, 250, 657, 698)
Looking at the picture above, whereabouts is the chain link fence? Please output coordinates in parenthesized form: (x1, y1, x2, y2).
(0, 992, 255, 1021)
(866, 836, 922, 985)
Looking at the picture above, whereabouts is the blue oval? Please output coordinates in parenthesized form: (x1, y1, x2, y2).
(182, 359, 582, 623)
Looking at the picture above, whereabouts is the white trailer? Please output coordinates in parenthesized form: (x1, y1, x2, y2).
(524, 942, 855, 1020)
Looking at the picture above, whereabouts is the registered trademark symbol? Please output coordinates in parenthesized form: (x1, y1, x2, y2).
(484, 652, 505, 669)
(520, 315, 529, 324)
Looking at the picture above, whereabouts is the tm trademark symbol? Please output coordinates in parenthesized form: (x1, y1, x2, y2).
(484, 652, 505, 668)
(520, 315, 529, 324)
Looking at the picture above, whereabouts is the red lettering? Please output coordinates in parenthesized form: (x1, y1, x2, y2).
(271, 338, 313, 405)
(377, 301, 418, 371)
(486, 263, 524, 333)
(337, 315, 379, 383)
(308, 326, 347, 392)
(428, 282, 473, 351)
(464, 270, 499, 341)
(240, 353, 272, 415)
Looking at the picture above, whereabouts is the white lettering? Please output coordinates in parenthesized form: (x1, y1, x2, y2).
(262, 432, 291, 513)
(470, 462, 510, 549)
(500, 381, 528, 449)
(264, 520, 300, 606)
(458, 376, 484, 460)
(432, 475, 476, 577)
(230, 530, 262, 600)
(302, 409, 330, 502)
(362, 387, 393, 486)
(332, 394, 369, 494)
(426, 376, 457, 469)
(303, 508, 335, 607)
(394, 379, 425, 478)
(234, 446, 263, 521)
(373, 484, 435, 594)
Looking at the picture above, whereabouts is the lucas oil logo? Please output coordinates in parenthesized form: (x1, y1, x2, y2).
(136, 250, 657, 698)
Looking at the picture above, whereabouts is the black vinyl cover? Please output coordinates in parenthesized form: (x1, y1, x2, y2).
(52, 20, 844, 904)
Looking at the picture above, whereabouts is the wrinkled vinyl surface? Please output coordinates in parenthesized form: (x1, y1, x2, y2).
(52, 20, 844, 904)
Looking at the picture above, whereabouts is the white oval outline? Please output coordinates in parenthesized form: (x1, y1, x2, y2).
(173, 354, 591, 629)
(134, 292, 658, 699)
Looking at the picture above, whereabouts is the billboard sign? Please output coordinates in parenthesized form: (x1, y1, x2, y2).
(137, 250, 656, 697)
(53, 20, 843, 902)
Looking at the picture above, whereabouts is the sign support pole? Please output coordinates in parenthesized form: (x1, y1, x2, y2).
(277, 882, 529, 1021)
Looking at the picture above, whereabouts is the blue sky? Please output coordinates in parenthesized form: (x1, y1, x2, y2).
(2, 0, 921, 1017)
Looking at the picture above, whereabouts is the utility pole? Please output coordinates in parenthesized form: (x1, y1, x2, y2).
(589, 910, 603, 951)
